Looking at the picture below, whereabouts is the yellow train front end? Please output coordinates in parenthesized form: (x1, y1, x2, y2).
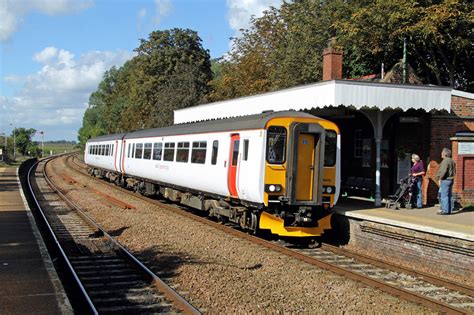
(259, 115, 340, 238)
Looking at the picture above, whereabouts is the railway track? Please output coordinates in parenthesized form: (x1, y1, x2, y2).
(27, 156, 200, 314)
(66, 153, 474, 314)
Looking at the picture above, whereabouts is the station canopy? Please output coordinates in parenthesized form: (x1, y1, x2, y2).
(174, 80, 454, 124)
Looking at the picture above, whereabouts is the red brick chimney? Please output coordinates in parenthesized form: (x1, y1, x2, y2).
(323, 38, 343, 80)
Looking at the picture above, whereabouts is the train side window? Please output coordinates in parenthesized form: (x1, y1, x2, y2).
(91, 145, 93, 155)
(93, 145, 96, 155)
(105, 145, 109, 156)
(152, 143, 162, 160)
(211, 140, 218, 165)
(176, 142, 190, 162)
(143, 143, 152, 159)
(111, 144, 114, 156)
(243, 139, 249, 161)
(132, 144, 135, 158)
(127, 143, 131, 158)
(324, 130, 337, 166)
(135, 143, 143, 159)
(164, 142, 175, 161)
(191, 141, 206, 164)
(100, 144, 104, 155)
(266, 126, 286, 164)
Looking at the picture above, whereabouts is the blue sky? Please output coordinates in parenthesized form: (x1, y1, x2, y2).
(0, 0, 281, 141)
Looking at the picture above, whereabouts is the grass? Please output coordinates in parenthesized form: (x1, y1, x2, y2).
(0, 142, 81, 168)
(41, 142, 81, 155)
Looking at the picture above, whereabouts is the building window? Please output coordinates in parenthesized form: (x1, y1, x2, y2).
(191, 141, 206, 164)
(176, 142, 190, 162)
(211, 140, 218, 165)
(164, 142, 175, 161)
(354, 129, 362, 158)
(153, 143, 162, 160)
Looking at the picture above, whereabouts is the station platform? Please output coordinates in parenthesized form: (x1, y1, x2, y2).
(332, 197, 473, 279)
(0, 167, 71, 314)
(334, 197, 473, 241)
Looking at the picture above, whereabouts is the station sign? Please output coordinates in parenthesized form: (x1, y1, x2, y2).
(458, 142, 474, 155)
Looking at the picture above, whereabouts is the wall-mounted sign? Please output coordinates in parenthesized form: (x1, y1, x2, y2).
(399, 117, 420, 123)
(398, 153, 411, 182)
(458, 142, 474, 155)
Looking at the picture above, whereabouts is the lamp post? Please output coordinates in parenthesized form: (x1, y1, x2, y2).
(9, 124, 15, 160)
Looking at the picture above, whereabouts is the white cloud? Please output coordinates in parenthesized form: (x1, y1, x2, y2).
(1, 47, 133, 139)
(153, 0, 172, 25)
(3, 75, 21, 83)
(226, 0, 282, 35)
(33, 46, 59, 63)
(0, 0, 94, 42)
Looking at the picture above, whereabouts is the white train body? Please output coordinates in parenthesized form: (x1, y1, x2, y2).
(85, 111, 340, 238)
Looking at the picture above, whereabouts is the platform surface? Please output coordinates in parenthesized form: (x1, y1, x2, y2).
(334, 197, 474, 241)
(0, 167, 70, 314)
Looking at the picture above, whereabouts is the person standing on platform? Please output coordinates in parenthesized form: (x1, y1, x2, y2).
(410, 154, 425, 208)
(435, 148, 456, 215)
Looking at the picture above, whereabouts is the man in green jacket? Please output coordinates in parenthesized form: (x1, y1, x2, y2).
(435, 148, 456, 215)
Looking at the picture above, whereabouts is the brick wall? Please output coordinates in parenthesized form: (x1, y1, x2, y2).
(424, 94, 474, 206)
(451, 138, 474, 206)
(451, 95, 474, 117)
(323, 47, 343, 81)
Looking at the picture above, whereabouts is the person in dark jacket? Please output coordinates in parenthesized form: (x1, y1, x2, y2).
(435, 148, 456, 215)
(410, 154, 425, 208)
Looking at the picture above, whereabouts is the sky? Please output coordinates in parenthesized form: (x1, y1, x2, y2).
(0, 0, 282, 142)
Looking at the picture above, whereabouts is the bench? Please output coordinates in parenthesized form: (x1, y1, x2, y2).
(342, 176, 374, 197)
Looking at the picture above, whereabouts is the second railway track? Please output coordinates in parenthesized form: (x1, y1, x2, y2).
(27, 155, 200, 314)
(64, 152, 473, 314)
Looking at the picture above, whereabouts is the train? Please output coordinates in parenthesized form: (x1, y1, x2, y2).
(84, 110, 340, 241)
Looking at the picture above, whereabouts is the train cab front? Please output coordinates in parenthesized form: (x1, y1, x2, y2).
(260, 117, 339, 238)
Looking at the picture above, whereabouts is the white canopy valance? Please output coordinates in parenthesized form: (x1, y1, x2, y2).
(174, 80, 454, 124)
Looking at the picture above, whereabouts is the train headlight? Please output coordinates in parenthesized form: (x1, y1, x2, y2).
(265, 184, 283, 193)
(322, 186, 335, 194)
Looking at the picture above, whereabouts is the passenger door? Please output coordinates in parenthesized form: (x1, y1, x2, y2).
(296, 133, 315, 201)
(227, 134, 240, 198)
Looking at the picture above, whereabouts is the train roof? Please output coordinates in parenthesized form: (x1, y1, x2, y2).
(87, 111, 320, 142)
(86, 132, 127, 142)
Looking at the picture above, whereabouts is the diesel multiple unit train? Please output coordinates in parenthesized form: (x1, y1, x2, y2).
(84, 111, 340, 240)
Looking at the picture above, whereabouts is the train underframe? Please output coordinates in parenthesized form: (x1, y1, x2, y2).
(88, 167, 332, 242)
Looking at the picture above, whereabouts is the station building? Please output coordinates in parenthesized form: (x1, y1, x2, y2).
(174, 48, 474, 208)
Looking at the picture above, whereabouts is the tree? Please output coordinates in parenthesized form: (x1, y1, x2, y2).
(210, 0, 367, 101)
(336, 0, 473, 90)
(13, 128, 36, 156)
(78, 28, 213, 145)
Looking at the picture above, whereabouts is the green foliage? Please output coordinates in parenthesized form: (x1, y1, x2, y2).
(337, 0, 473, 89)
(13, 128, 36, 156)
(78, 28, 212, 145)
(211, 0, 473, 101)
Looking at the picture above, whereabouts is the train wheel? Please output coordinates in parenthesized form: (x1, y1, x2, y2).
(308, 238, 321, 249)
(249, 212, 258, 235)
